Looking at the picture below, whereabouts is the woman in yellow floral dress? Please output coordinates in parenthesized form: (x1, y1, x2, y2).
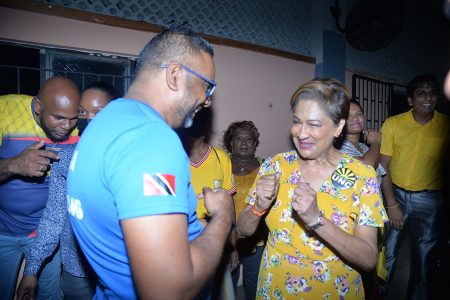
(237, 78, 388, 299)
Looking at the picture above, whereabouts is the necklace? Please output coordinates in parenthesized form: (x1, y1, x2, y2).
(234, 156, 254, 173)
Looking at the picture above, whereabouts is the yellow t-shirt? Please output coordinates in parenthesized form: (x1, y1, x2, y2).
(247, 151, 388, 299)
(380, 110, 450, 191)
(190, 145, 236, 219)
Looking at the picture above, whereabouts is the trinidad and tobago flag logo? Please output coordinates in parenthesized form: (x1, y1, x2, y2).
(143, 173, 176, 196)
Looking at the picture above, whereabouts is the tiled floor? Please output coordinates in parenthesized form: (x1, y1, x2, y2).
(383, 233, 410, 300)
(382, 232, 450, 300)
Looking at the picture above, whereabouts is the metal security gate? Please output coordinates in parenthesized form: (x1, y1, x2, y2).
(0, 64, 132, 96)
(352, 74, 392, 130)
(0, 43, 134, 97)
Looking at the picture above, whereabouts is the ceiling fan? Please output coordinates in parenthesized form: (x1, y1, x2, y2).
(330, 0, 404, 51)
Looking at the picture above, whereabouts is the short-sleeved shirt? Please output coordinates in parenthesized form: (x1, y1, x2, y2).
(0, 94, 79, 237)
(247, 151, 387, 299)
(190, 145, 236, 219)
(68, 99, 203, 299)
(339, 140, 386, 191)
(380, 110, 450, 191)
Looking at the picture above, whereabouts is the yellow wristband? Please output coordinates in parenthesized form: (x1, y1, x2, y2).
(251, 206, 267, 217)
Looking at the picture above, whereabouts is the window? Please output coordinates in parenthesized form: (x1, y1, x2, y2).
(352, 74, 392, 129)
(0, 42, 134, 97)
(0, 43, 40, 95)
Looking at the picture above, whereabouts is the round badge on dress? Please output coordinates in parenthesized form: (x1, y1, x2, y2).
(331, 167, 356, 190)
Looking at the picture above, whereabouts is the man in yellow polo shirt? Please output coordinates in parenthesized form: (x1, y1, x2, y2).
(380, 74, 450, 299)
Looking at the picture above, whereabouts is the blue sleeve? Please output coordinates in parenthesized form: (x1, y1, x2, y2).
(104, 122, 191, 220)
(24, 147, 73, 275)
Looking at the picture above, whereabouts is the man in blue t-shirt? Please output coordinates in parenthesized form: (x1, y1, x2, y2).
(0, 77, 80, 300)
(68, 27, 234, 299)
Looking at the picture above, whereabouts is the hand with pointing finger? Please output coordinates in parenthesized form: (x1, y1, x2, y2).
(291, 175, 321, 225)
(9, 141, 59, 177)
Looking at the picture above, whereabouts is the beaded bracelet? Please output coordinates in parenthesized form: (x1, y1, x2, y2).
(386, 203, 399, 209)
(251, 206, 267, 217)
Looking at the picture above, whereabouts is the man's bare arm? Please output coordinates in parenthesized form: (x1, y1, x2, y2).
(122, 189, 233, 300)
(357, 130, 381, 168)
(380, 154, 404, 230)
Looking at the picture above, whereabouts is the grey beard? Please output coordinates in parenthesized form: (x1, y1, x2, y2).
(183, 115, 194, 128)
(180, 102, 197, 128)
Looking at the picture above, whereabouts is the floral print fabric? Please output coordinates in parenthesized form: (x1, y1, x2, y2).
(247, 151, 388, 299)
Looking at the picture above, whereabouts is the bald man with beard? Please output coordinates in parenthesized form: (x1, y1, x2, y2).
(0, 77, 80, 300)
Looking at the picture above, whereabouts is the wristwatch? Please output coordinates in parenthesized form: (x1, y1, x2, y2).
(305, 211, 324, 231)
